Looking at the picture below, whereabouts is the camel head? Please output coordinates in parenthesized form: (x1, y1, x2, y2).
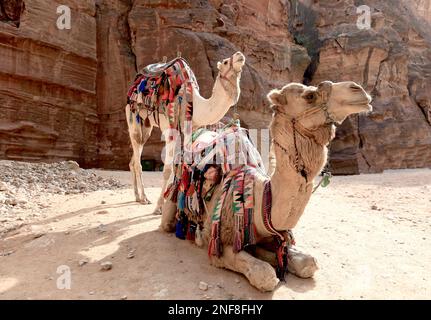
(217, 51, 246, 76)
(267, 81, 372, 129)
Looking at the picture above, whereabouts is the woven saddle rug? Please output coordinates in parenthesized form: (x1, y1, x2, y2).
(165, 125, 268, 243)
(127, 57, 199, 132)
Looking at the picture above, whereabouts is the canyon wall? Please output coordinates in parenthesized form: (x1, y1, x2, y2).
(0, 0, 430, 174)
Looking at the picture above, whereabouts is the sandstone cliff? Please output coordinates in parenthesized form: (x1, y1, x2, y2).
(0, 0, 430, 174)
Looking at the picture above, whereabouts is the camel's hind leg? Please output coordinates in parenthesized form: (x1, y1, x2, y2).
(210, 246, 279, 292)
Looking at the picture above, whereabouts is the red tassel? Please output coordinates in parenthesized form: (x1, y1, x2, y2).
(208, 222, 221, 257)
(233, 230, 242, 253)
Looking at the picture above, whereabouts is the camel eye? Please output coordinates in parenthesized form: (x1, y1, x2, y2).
(350, 85, 361, 91)
(224, 61, 228, 65)
(303, 92, 315, 103)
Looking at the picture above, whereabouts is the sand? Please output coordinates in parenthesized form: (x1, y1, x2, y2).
(0, 167, 430, 300)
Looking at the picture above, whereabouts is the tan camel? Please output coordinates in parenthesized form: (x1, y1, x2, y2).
(161, 80, 372, 291)
(126, 52, 246, 212)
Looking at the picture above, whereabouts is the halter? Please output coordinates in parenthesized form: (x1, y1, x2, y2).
(272, 82, 337, 181)
(218, 56, 241, 105)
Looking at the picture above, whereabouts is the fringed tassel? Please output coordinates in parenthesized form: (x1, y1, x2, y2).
(275, 240, 289, 281)
(177, 191, 186, 210)
(186, 222, 197, 242)
(233, 214, 244, 253)
(208, 222, 222, 257)
(175, 215, 187, 240)
(244, 209, 256, 246)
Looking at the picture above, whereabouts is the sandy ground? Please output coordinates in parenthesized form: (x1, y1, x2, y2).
(0, 168, 430, 300)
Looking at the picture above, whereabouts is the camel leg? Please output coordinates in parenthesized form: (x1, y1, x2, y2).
(210, 246, 279, 292)
(127, 107, 153, 204)
(254, 246, 319, 279)
(160, 199, 177, 233)
(152, 165, 172, 215)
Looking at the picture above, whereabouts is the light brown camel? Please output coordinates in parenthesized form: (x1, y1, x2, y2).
(126, 52, 246, 213)
(161, 80, 372, 291)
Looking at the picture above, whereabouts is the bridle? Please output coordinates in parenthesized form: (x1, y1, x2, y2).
(272, 82, 338, 182)
(218, 56, 241, 103)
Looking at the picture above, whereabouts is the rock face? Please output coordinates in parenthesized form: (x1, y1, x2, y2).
(0, 0, 98, 167)
(0, 0, 430, 174)
(289, 0, 431, 173)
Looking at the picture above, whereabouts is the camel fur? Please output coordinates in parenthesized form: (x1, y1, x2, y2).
(161, 81, 372, 291)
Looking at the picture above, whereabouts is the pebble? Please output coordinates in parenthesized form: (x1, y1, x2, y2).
(101, 201, 106, 204)
(121, 295, 128, 300)
(235, 278, 240, 284)
(127, 250, 136, 259)
(96, 210, 109, 215)
(371, 205, 378, 210)
(100, 261, 113, 271)
(199, 281, 209, 291)
(79, 259, 89, 267)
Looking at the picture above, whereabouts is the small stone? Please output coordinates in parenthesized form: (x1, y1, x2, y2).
(121, 295, 128, 300)
(100, 261, 113, 271)
(371, 205, 378, 210)
(64, 231, 70, 235)
(101, 201, 106, 204)
(0, 182, 7, 191)
(96, 210, 109, 215)
(199, 281, 209, 291)
(0, 250, 14, 257)
(89, 291, 95, 295)
(235, 278, 240, 284)
(127, 250, 135, 259)
(33, 232, 46, 239)
(79, 259, 89, 267)
(5, 198, 18, 206)
(66, 161, 80, 171)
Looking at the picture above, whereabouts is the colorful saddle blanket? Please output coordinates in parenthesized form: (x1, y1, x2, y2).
(127, 57, 199, 132)
(165, 124, 268, 253)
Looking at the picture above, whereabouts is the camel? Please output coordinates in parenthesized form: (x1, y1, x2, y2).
(160, 80, 372, 291)
(125, 52, 246, 213)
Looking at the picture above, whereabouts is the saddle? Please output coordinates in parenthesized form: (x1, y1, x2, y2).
(127, 57, 199, 130)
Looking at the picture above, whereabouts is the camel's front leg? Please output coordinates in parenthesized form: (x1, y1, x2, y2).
(153, 165, 172, 215)
(210, 246, 279, 292)
(160, 199, 177, 233)
(254, 246, 319, 279)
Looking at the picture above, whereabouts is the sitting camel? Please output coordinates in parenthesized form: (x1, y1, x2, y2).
(126, 52, 246, 213)
(161, 80, 372, 291)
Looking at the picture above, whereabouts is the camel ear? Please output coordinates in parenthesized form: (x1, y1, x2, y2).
(217, 61, 222, 70)
(267, 89, 287, 106)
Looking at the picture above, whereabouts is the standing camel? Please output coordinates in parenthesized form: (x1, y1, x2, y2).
(161, 81, 372, 291)
(126, 52, 246, 213)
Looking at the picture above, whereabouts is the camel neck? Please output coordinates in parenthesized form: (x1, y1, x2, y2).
(265, 119, 331, 232)
(192, 75, 239, 127)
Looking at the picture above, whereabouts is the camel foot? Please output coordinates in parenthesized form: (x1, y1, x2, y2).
(246, 260, 280, 292)
(287, 246, 319, 279)
(138, 197, 152, 205)
(152, 207, 162, 216)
